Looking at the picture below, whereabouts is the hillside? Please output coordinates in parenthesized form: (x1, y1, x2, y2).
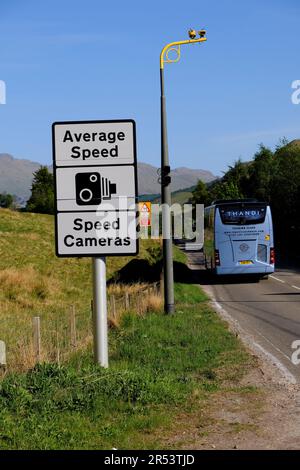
(287, 139, 300, 148)
(137, 162, 215, 194)
(0, 154, 41, 201)
(0, 209, 253, 451)
(0, 208, 164, 368)
(140, 185, 196, 205)
(0, 153, 216, 201)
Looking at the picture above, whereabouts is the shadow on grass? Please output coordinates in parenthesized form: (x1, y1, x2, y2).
(174, 262, 263, 286)
(109, 258, 262, 287)
(108, 259, 161, 284)
(109, 259, 208, 285)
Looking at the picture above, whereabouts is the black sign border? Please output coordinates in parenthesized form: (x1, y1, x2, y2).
(52, 119, 139, 258)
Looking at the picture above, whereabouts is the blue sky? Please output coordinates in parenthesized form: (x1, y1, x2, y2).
(0, 0, 299, 176)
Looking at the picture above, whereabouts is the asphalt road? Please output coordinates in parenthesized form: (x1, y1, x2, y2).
(186, 251, 300, 382)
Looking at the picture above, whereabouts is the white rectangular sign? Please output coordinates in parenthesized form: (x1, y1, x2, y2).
(53, 120, 135, 167)
(56, 166, 136, 212)
(56, 211, 138, 256)
(52, 119, 138, 257)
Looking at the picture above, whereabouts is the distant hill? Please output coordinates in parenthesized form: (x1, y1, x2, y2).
(137, 162, 215, 195)
(287, 139, 300, 149)
(0, 154, 216, 201)
(140, 185, 197, 205)
(0, 154, 42, 201)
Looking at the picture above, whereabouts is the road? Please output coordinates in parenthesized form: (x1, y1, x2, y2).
(186, 251, 300, 382)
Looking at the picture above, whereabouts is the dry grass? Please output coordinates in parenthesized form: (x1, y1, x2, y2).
(0, 280, 162, 371)
(108, 282, 153, 295)
(0, 266, 59, 309)
(1, 285, 162, 371)
(144, 293, 162, 312)
(0, 209, 166, 371)
(107, 284, 161, 327)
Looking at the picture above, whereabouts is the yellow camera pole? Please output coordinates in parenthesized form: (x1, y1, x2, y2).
(160, 30, 207, 314)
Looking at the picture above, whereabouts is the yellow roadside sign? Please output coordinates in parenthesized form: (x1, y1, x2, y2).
(139, 201, 151, 227)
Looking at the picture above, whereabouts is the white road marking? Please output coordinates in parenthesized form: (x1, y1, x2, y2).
(270, 275, 300, 291)
(270, 275, 285, 283)
(255, 329, 292, 362)
(252, 342, 297, 385)
(213, 300, 298, 385)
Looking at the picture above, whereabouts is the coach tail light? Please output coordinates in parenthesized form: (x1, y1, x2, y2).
(270, 247, 275, 265)
(215, 249, 221, 266)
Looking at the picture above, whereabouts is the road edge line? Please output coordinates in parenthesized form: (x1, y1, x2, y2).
(209, 296, 297, 386)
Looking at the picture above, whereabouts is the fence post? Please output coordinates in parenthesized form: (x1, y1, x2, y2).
(33, 316, 41, 364)
(137, 292, 142, 314)
(56, 325, 60, 365)
(156, 282, 160, 296)
(160, 269, 164, 297)
(125, 292, 130, 310)
(111, 295, 116, 319)
(0, 340, 6, 369)
(70, 305, 77, 348)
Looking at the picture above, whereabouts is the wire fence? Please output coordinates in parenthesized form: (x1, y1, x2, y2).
(0, 282, 162, 373)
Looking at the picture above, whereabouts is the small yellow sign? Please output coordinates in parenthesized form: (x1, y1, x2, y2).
(139, 202, 151, 227)
(265, 234, 270, 241)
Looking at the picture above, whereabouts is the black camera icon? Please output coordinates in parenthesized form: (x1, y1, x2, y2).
(75, 172, 117, 206)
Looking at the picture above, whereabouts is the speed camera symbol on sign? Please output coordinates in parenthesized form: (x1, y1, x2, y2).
(75, 172, 117, 206)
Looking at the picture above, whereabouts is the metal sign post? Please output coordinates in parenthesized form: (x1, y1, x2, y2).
(92, 257, 108, 367)
(159, 30, 207, 314)
(52, 119, 138, 367)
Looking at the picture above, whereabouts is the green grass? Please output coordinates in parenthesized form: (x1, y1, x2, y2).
(0, 208, 159, 299)
(0, 209, 164, 367)
(0, 283, 251, 450)
(0, 208, 254, 449)
(149, 185, 195, 205)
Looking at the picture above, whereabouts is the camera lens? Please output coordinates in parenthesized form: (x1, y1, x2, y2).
(90, 174, 98, 183)
(79, 188, 93, 202)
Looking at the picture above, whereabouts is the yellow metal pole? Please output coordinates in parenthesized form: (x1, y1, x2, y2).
(160, 37, 207, 70)
(160, 31, 207, 314)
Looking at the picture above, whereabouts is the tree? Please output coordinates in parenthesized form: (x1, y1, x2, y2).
(0, 193, 14, 208)
(210, 180, 243, 201)
(190, 180, 211, 206)
(271, 141, 300, 228)
(222, 158, 250, 197)
(247, 145, 274, 202)
(26, 166, 54, 214)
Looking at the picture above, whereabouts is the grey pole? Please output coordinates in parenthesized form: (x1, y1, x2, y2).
(92, 257, 108, 367)
(160, 67, 175, 314)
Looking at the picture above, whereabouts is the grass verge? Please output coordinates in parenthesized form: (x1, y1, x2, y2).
(0, 209, 165, 368)
(0, 282, 253, 450)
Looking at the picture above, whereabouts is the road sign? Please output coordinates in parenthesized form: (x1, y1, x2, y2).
(52, 119, 138, 257)
(57, 211, 137, 256)
(139, 201, 151, 227)
(53, 120, 135, 167)
(55, 166, 136, 212)
(52, 119, 138, 368)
